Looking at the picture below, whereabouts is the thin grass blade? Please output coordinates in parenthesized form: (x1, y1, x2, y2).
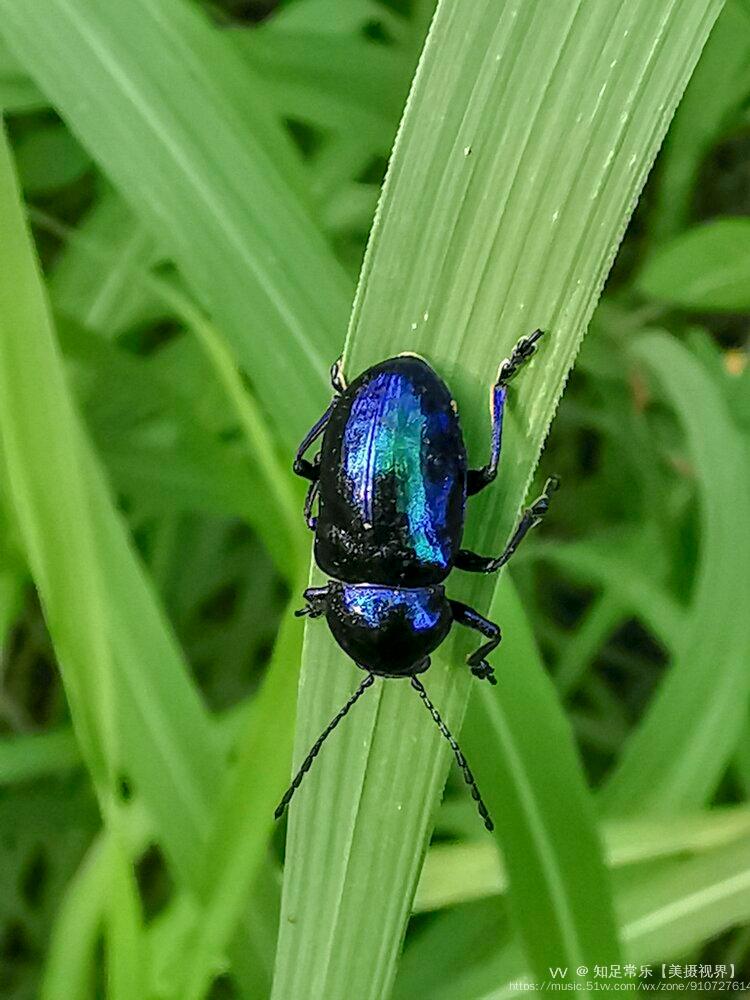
(461, 579, 620, 981)
(601, 332, 750, 813)
(0, 119, 279, 993)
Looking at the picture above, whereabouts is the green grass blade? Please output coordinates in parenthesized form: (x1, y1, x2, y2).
(0, 118, 279, 991)
(415, 806, 750, 911)
(40, 836, 108, 1000)
(234, 26, 411, 153)
(460, 579, 620, 981)
(0, 728, 80, 785)
(0, 117, 152, 994)
(619, 837, 750, 965)
(50, 191, 161, 336)
(637, 218, 750, 311)
(648, 0, 750, 243)
(274, 3, 723, 999)
(462, 835, 750, 999)
(0, 0, 351, 440)
(33, 206, 306, 576)
(106, 835, 147, 1000)
(601, 332, 750, 814)
(0, 120, 119, 795)
(168, 602, 303, 1000)
(0, 33, 46, 111)
(553, 592, 628, 697)
(40, 808, 152, 999)
(81, 405, 280, 992)
(158, 286, 309, 574)
(534, 533, 685, 650)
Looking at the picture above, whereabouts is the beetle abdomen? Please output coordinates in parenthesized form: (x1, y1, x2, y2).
(316, 356, 467, 585)
(325, 583, 453, 676)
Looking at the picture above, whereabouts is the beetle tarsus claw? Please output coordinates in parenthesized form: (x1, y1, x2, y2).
(470, 660, 497, 684)
(496, 328, 548, 387)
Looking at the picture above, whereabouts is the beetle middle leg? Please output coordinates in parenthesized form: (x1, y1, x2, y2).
(468, 328, 546, 496)
(450, 601, 500, 684)
(456, 476, 559, 574)
(295, 585, 330, 619)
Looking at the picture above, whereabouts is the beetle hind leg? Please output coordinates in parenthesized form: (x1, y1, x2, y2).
(450, 601, 501, 685)
(456, 476, 560, 574)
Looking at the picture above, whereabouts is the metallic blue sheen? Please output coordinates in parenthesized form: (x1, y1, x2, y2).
(341, 584, 442, 633)
(341, 370, 452, 569)
(490, 385, 506, 470)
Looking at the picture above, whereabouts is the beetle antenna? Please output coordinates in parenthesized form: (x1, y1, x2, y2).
(275, 673, 375, 820)
(410, 677, 494, 832)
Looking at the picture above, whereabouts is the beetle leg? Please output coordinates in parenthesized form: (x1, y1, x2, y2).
(467, 329, 546, 496)
(496, 327, 546, 387)
(467, 380, 506, 497)
(303, 455, 321, 530)
(456, 476, 559, 573)
(294, 584, 330, 619)
(330, 355, 347, 393)
(450, 601, 501, 684)
(294, 401, 335, 481)
(304, 479, 320, 531)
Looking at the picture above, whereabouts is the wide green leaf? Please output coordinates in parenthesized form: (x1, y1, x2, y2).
(273, 2, 724, 999)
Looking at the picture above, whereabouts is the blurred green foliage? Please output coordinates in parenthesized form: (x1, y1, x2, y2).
(0, 1, 748, 998)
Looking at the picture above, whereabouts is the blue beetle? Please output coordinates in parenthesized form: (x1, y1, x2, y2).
(276, 330, 558, 830)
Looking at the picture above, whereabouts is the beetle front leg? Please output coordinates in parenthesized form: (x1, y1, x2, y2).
(302, 452, 322, 530)
(293, 357, 346, 482)
(456, 476, 559, 573)
(304, 477, 320, 531)
(450, 601, 501, 684)
(294, 585, 330, 619)
(330, 355, 347, 393)
(467, 329, 546, 496)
